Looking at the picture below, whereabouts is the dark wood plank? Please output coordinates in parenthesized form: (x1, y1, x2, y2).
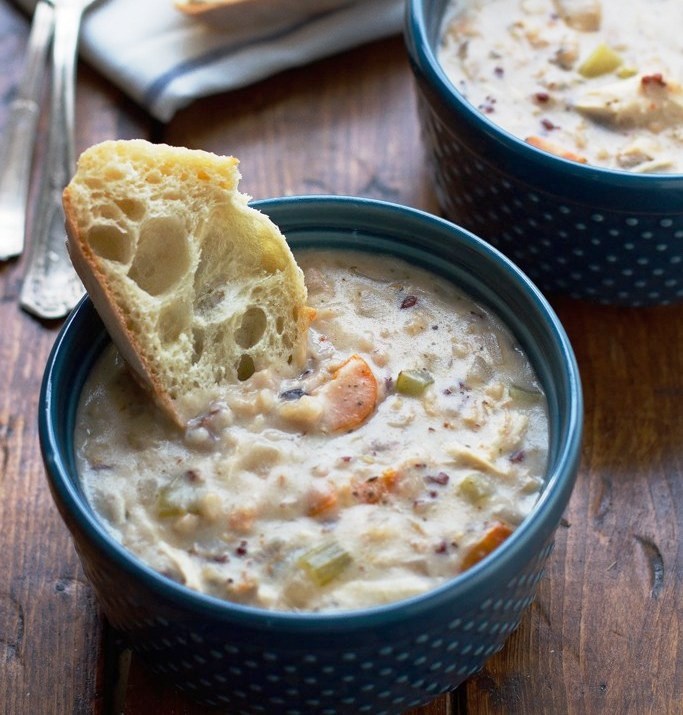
(0, 4, 151, 714)
(544, 300, 682, 714)
(167, 37, 438, 211)
(0, 4, 107, 710)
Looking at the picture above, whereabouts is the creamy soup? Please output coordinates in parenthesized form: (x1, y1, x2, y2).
(75, 250, 548, 612)
(438, 0, 683, 172)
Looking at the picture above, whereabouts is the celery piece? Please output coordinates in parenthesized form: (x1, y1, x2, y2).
(396, 369, 434, 396)
(458, 474, 491, 503)
(509, 384, 544, 405)
(297, 541, 352, 586)
(156, 486, 186, 518)
(616, 66, 638, 79)
(578, 43, 622, 78)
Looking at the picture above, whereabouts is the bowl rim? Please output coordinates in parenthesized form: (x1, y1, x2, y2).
(40, 194, 583, 632)
(404, 0, 683, 188)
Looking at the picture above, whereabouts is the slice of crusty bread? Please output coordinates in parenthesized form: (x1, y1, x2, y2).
(175, 0, 352, 14)
(63, 139, 310, 426)
(175, 0, 356, 30)
(175, 0, 275, 13)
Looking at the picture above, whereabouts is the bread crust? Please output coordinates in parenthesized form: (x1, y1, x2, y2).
(63, 140, 310, 427)
(174, 0, 357, 30)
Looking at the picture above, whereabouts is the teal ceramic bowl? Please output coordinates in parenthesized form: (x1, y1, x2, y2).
(40, 196, 582, 713)
(405, 0, 683, 306)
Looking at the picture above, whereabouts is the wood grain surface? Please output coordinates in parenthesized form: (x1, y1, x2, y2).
(0, 1, 680, 713)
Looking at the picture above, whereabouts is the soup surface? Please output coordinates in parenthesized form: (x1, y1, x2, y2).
(76, 250, 548, 612)
(438, 0, 683, 172)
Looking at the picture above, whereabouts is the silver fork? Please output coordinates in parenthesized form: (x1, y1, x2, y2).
(0, 0, 55, 261)
(20, 0, 101, 320)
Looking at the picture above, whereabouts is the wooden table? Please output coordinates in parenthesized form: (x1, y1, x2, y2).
(1, 2, 681, 713)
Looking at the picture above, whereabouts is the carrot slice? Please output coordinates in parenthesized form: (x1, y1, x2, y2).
(317, 354, 378, 433)
(526, 135, 588, 164)
(307, 485, 338, 517)
(460, 521, 513, 572)
(351, 469, 400, 504)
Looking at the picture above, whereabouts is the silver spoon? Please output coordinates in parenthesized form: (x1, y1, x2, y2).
(0, 0, 55, 261)
(20, 0, 101, 320)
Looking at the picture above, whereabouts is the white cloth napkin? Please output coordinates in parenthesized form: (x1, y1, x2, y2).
(14, 0, 404, 122)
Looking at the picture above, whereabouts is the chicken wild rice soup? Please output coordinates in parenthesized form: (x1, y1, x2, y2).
(438, 0, 683, 172)
(75, 250, 549, 612)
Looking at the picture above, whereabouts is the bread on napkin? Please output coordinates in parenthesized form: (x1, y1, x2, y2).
(63, 139, 311, 427)
(175, 0, 357, 29)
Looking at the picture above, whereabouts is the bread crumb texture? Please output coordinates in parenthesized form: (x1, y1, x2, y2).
(63, 140, 308, 420)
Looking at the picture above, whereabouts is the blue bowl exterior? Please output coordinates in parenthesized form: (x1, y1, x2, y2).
(40, 196, 582, 713)
(405, 0, 683, 306)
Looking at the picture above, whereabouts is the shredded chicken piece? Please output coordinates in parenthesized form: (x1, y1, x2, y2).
(552, 0, 602, 31)
(575, 74, 683, 129)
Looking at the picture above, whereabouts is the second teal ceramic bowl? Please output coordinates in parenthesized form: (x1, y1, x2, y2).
(405, 0, 683, 306)
(40, 196, 582, 713)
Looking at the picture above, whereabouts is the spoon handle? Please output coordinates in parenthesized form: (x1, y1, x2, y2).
(0, 0, 55, 261)
(20, 0, 86, 320)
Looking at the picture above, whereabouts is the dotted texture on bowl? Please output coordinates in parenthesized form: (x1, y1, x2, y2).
(417, 101, 683, 307)
(76, 526, 555, 714)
